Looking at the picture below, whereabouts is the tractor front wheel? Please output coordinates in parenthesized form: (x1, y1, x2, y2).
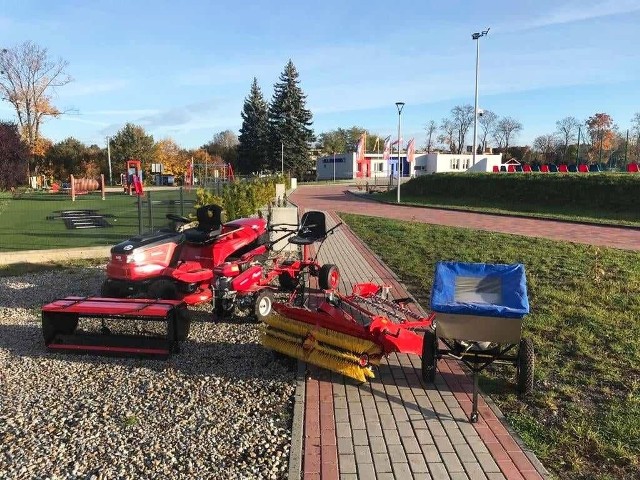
(253, 290, 274, 322)
(101, 280, 124, 298)
(318, 264, 340, 290)
(214, 297, 235, 319)
(516, 338, 535, 395)
(148, 279, 179, 300)
(421, 330, 438, 383)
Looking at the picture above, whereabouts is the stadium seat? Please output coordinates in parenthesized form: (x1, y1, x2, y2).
(568, 164, 578, 172)
(578, 164, 589, 173)
(492, 165, 500, 172)
(549, 164, 558, 173)
(540, 164, 549, 173)
(589, 164, 601, 172)
(558, 164, 568, 173)
(515, 165, 523, 173)
(507, 165, 516, 173)
(626, 163, 639, 173)
(500, 165, 507, 172)
(523, 164, 532, 173)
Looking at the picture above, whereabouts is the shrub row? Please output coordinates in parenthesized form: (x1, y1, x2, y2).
(402, 173, 640, 214)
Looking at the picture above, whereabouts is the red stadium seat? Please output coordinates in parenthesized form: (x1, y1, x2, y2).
(493, 165, 500, 172)
(627, 163, 639, 173)
(578, 164, 589, 173)
(523, 164, 532, 173)
(540, 164, 549, 173)
(507, 165, 515, 173)
(558, 164, 568, 173)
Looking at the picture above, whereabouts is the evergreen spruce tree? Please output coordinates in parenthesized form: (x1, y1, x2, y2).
(237, 78, 269, 174)
(268, 60, 314, 178)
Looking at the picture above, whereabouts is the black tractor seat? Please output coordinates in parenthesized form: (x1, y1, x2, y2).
(184, 204, 223, 245)
(289, 211, 327, 246)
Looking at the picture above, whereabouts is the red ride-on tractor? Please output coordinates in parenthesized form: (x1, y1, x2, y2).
(212, 210, 341, 321)
(101, 204, 270, 305)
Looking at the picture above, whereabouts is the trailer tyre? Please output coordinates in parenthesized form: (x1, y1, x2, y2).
(253, 290, 274, 322)
(421, 330, 438, 383)
(318, 264, 340, 290)
(148, 280, 179, 300)
(516, 338, 535, 395)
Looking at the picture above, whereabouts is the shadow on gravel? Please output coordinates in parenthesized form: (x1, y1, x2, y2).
(0, 323, 295, 380)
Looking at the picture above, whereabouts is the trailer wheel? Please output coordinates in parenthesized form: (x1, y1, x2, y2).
(101, 279, 123, 298)
(174, 308, 191, 341)
(421, 330, 438, 383)
(318, 264, 340, 290)
(253, 290, 274, 322)
(214, 298, 235, 319)
(148, 279, 178, 300)
(42, 312, 78, 343)
(516, 338, 535, 395)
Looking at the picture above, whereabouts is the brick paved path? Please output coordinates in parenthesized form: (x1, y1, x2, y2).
(289, 185, 576, 479)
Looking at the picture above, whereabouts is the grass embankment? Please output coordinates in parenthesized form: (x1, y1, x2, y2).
(373, 173, 640, 227)
(341, 213, 639, 480)
(0, 190, 196, 252)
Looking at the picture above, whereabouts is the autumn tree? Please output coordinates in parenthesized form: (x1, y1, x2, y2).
(494, 117, 523, 150)
(424, 120, 437, 153)
(585, 113, 615, 163)
(155, 138, 188, 176)
(0, 121, 28, 189)
(478, 110, 497, 152)
(268, 60, 314, 177)
(555, 116, 580, 162)
(109, 123, 155, 177)
(238, 78, 269, 173)
(0, 42, 72, 178)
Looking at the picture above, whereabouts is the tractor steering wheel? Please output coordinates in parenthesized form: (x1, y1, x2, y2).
(166, 213, 192, 224)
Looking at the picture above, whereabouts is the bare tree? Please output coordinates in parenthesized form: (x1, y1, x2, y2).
(495, 117, 523, 149)
(478, 110, 497, 153)
(0, 42, 72, 177)
(451, 104, 475, 153)
(438, 118, 457, 153)
(424, 120, 437, 153)
(533, 134, 559, 163)
(555, 116, 580, 162)
(632, 112, 640, 162)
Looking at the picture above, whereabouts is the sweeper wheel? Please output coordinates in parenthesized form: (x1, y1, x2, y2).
(174, 307, 191, 341)
(42, 312, 79, 343)
(253, 290, 274, 322)
(318, 264, 340, 290)
(421, 329, 438, 383)
(148, 279, 179, 300)
(516, 338, 535, 395)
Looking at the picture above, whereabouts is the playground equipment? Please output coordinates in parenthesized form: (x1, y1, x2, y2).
(185, 160, 234, 189)
(70, 174, 105, 201)
(101, 204, 269, 306)
(124, 159, 144, 195)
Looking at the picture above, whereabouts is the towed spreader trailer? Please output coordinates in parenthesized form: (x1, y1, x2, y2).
(42, 297, 190, 358)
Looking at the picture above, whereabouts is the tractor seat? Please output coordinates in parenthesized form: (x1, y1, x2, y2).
(289, 211, 327, 246)
(184, 204, 223, 244)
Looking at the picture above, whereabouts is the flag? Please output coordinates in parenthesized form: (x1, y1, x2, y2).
(406, 138, 416, 164)
(383, 136, 391, 161)
(355, 134, 365, 162)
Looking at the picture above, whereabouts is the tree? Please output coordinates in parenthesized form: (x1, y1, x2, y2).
(438, 118, 457, 153)
(424, 120, 437, 153)
(202, 130, 239, 169)
(155, 138, 188, 176)
(585, 113, 615, 163)
(317, 127, 381, 155)
(268, 60, 314, 177)
(0, 121, 28, 189)
(555, 116, 580, 162)
(533, 134, 559, 163)
(0, 42, 72, 178)
(237, 78, 269, 173)
(109, 123, 155, 177)
(478, 110, 497, 152)
(630, 112, 640, 163)
(494, 117, 523, 150)
(44, 137, 86, 179)
(450, 104, 475, 154)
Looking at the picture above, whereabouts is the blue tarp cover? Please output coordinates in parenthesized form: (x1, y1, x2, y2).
(430, 262, 529, 318)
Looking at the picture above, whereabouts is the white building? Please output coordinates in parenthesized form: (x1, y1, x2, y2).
(316, 152, 503, 180)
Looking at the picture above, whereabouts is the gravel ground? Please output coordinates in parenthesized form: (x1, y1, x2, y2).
(0, 266, 297, 480)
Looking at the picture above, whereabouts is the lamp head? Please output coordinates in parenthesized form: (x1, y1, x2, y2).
(395, 102, 405, 114)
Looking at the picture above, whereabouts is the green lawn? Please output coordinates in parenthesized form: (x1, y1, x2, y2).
(0, 189, 197, 251)
(370, 191, 640, 227)
(341, 213, 640, 480)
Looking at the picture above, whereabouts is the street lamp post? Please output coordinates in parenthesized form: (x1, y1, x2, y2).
(281, 141, 284, 176)
(106, 136, 113, 186)
(333, 152, 336, 182)
(395, 102, 405, 204)
(472, 28, 490, 166)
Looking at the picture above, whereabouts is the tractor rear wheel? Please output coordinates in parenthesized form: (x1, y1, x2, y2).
(253, 290, 274, 322)
(421, 330, 438, 383)
(101, 279, 124, 298)
(148, 279, 179, 300)
(516, 338, 535, 395)
(318, 264, 340, 290)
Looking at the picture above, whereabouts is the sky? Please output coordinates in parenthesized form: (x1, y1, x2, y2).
(1, 0, 640, 150)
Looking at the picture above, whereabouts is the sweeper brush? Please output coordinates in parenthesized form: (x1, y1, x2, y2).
(262, 314, 383, 382)
(262, 283, 435, 382)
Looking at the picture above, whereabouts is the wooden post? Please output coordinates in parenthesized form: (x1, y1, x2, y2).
(100, 174, 105, 200)
(70, 174, 76, 202)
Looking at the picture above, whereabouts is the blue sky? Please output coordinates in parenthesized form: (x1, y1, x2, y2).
(1, 0, 640, 150)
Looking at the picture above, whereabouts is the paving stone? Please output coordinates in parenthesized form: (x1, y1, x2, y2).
(354, 445, 373, 464)
(391, 463, 412, 479)
(337, 436, 354, 455)
(387, 444, 408, 463)
(365, 422, 383, 437)
(397, 421, 415, 438)
(475, 453, 501, 473)
(336, 422, 351, 438)
(338, 454, 356, 474)
(463, 462, 489, 480)
(407, 453, 429, 473)
(454, 444, 477, 463)
(383, 429, 402, 445)
(339, 475, 358, 480)
(428, 462, 450, 479)
(369, 436, 387, 454)
(350, 414, 366, 430)
(335, 409, 351, 423)
(352, 429, 368, 446)
(373, 453, 393, 473)
(485, 473, 507, 480)
(380, 414, 397, 429)
(401, 437, 422, 454)
(435, 435, 455, 453)
(442, 452, 465, 472)
(450, 473, 471, 480)
(357, 462, 376, 479)
(415, 428, 434, 446)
